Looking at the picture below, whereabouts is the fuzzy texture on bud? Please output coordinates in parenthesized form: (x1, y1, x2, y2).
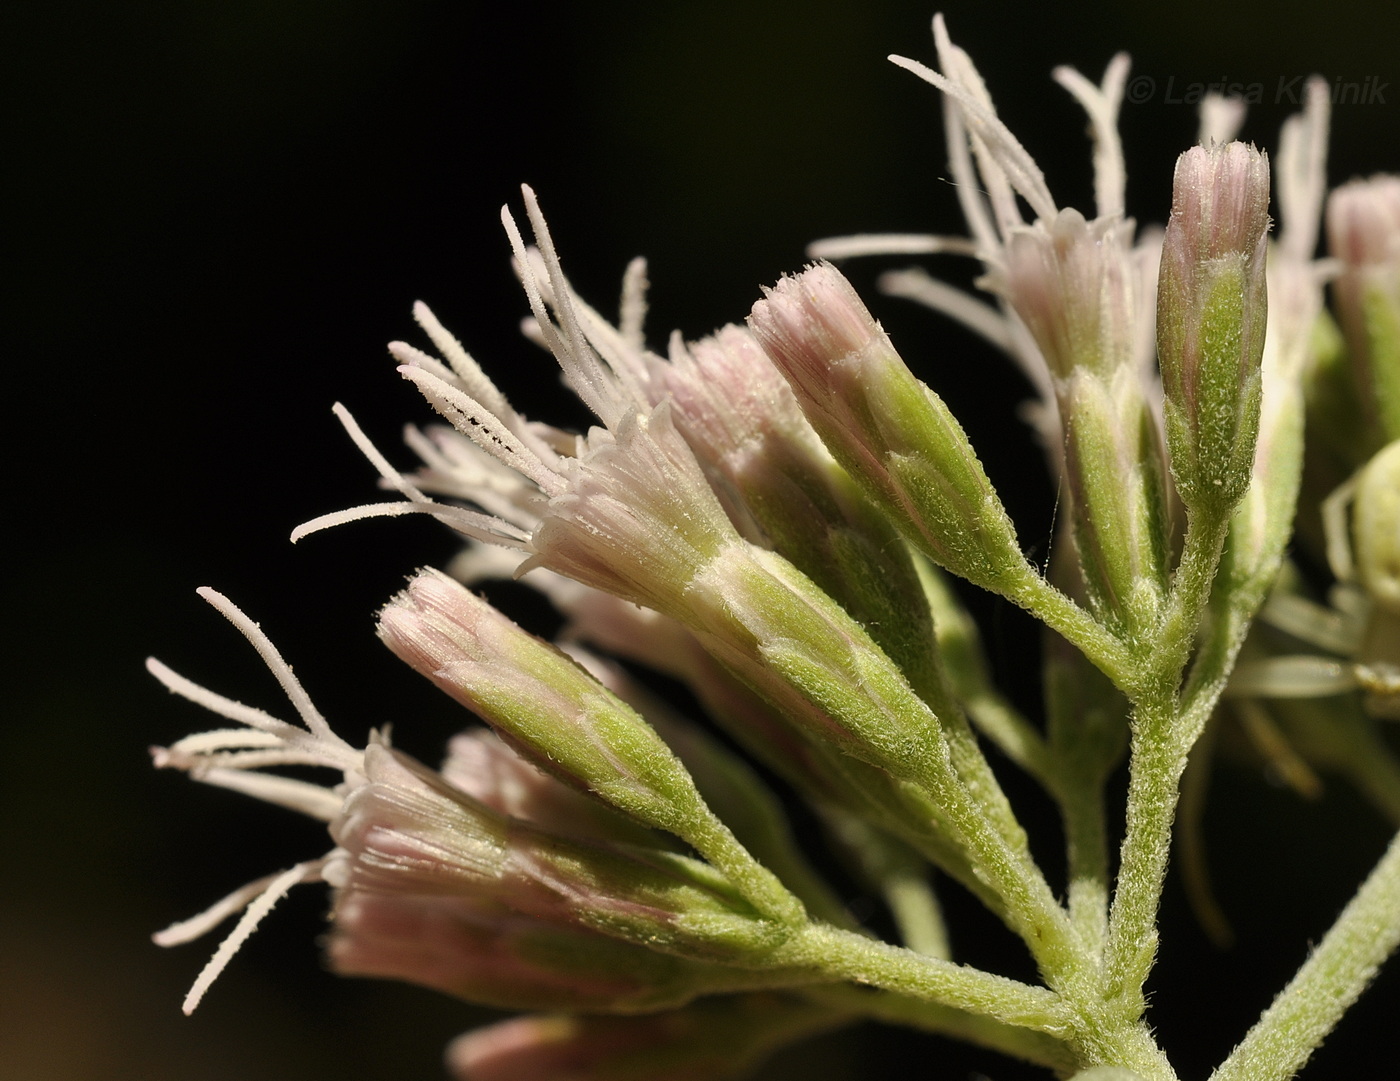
(329, 892, 725, 1012)
(999, 211, 1171, 629)
(328, 885, 814, 1013)
(439, 729, 666, 849)
(1057, 366, 1172, 631)
(378, 569, 804, 923)
(329, 745, 792, 962)
(378, 569, 713, 841)
(328, 733, 820, 1011)
(749, 263, 1031, 599)
(666, 324, 949, 708)
(1156, 142, 1272, 513)
(1002, 210, 1138, 382)
(528, 404, 737, 617)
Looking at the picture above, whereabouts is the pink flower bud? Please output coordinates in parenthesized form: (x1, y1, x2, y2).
(1002, 210, 1138, 382)
(329, 745, 789, 962)
(1001, 211, 1171, 627)
(328, 892, 662, 1011)
(440, 729, 664, 848)
(750, 264, 1031, 597)
(662, 323, 818, 473)
(1156, 141, 1272, 512)
(1328, 175, 1400, 268)
(1327, 175, 1400, 443)
(378, 568, 713, 842)
(667, 324, 942, 691)
(530, 405, 740, 618)
(328, 889, 794, 1013)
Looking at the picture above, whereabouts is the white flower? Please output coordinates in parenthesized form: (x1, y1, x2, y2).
(810, 15, 1163, 452)
(294, 187, 749, 623)
(147, 588, 366, 1014)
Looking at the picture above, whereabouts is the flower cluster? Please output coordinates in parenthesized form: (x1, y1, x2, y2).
(151, 14, 1400, 1081)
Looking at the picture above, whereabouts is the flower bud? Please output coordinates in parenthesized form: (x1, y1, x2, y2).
(483, 560, 969, 876)
(328, 891, 803, 1013)
(1002, 210, 1137, 382)
(567, 649, 856, 929)
(666, 324, 946, 703)
(1156, 142, 1272, 514)
(998, 212, 1172, 629)
(1327, 175, 1400, 444)
(530, 404, 736, 617)
(378, 570, 803, 922)
(1058, 367, 1172, 631)
(379, 570, 711, 839)
(440, 728, 663, 849)
(679, 544, 1043, 923)
(329, 745, 791, 962)
(687, 544, 948, 783)
(1239, 81, 1331, 582)
(446, 994, 847, 1081)
(749, 263, 1032, 598)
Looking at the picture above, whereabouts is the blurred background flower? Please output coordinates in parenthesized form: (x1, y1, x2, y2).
(5, 1, 1400, 1078)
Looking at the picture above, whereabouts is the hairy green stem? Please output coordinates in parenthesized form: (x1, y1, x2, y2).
(1103, 509, 1234, 1002)
(1210, 829, 1400, 1081)
(1060, 1004, 1178, 1081)
(782, 925, 1179, 1078)
(685, 811, 808, 924)
(913, 655, 1041, 880)
(909, 750, 1086, 987)
(1017, 570, 1138, 691)
(1102, 697, 1189, 1002)
(773, 924, 1066, 1033)
(802, 984, 1079, 1073)
(1151, 510, 1235, 694)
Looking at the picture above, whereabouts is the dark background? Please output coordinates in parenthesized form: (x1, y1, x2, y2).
(6, 2, 1400, 1078)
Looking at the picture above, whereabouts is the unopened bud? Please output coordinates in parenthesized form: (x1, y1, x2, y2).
(996, 212, 1173, 629)
(567, 650, 856, 929)
(667, 324, 944, 701)
(379, 570, 710, 839)
(1354, 439, 1400, 615)
(496, 563, 949, 861)
(330, 746, 790, 961)
(1156, 142, 1272, 514)
(688, 544, 948, 782)
(1058, 368, 1172, 630)
(329, 890, 802, 1013)
(749, 263, 1031, 598)
(440, 729, 663, 848)
(531, 404, 736, 617)
(1327, 175, 1400, 443)
(378, 570, 803, 922)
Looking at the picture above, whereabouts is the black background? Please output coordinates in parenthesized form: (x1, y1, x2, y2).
(6, 1, 1400, 1078)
